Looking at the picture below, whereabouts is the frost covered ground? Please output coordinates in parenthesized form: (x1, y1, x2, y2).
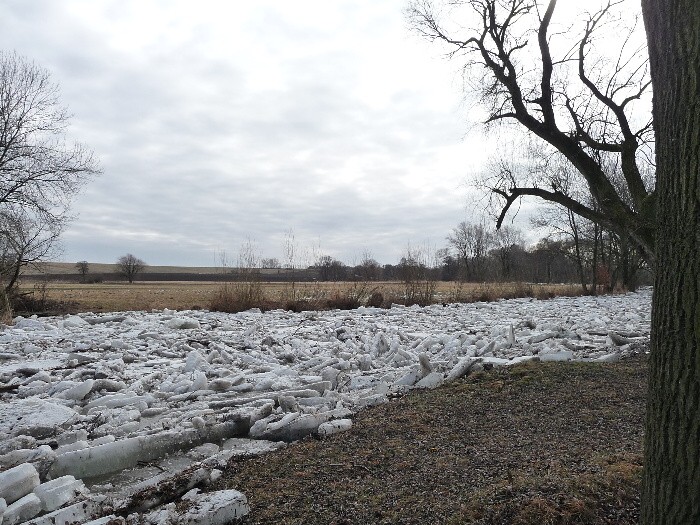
(0, 289, 651, 524)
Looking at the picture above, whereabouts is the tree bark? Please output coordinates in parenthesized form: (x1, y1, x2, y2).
(592, 223, 599, 296)
(641, 0, 700, 522)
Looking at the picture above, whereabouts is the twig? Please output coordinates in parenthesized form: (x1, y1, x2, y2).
(354, 463, 373, 474)
(137, 460, 166, 473)
(328, 463, 373, 474)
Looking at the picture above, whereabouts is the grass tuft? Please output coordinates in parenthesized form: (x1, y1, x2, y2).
(209, 281, 267, 313)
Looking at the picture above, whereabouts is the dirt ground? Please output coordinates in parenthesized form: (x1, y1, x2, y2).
(211, 356, 647, 525)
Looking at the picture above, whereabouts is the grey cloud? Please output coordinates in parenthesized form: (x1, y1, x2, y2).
(3, 0, 496, 266)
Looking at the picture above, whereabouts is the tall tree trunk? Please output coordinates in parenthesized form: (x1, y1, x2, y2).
(591, 223, 599, 296)
(641, 0, 700, 523)
(569, 211, 588, 293)
(5, 249, 25, 293)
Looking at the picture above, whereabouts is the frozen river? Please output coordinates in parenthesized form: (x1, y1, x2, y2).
(0, 289, 651, 524)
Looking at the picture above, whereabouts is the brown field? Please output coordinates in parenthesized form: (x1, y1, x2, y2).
(16, 279, 586, 314)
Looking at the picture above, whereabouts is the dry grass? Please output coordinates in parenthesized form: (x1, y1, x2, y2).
(15, 281, 217, 313)
(14, 280, 588, 314)
(210, 280, 267, 313)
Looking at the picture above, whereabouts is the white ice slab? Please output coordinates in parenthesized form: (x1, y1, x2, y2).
(0, 399, 77, 439)
(539, 350, 575, 362)
(3, 493, 42, 525)
(318, 419, 352, 437)
(33, 475, 85, 512)
(0, 463, 40, 504)
(177, 489, 250, 524)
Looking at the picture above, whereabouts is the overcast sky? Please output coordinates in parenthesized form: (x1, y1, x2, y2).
(3, 1, 589, 267)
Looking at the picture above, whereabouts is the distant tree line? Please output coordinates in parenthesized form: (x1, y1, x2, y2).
(305, 216, 651, 294)
(68, 214, 650, 293)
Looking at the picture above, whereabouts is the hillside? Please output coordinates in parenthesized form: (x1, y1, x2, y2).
(25, 262, 229, 276)
(22, 262, 299, 282)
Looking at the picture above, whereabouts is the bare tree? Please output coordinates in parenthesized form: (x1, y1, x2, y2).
(75, 260, 89, 282)
(0, 51, 98, 297)
(528, 237, 573, 283)
(211, 240, 267, 312)
(116, 254, 146, 283)
(532, 199, 594, 291)
(491, 225, 524, 280)
(435, 247, 460, 280)
(260, 257, 281, 269)
(0, 208, 61, 292)
(282, 229, 299, 300)
(0, 51, 98, 223)
(408, 0, 655, 264)
(233, 238, 265, 307)
(398, 243, 437, 306)
(316, 255, 347, 281)
(356, 250, 381, 281)
(447, 221, 494, 280)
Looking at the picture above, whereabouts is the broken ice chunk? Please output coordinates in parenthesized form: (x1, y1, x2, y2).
(33, 475, 85, 512)
(0, 463, 40, 504)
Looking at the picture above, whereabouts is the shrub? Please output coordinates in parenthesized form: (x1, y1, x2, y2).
(9, 282, 76, 316)
(325, 293, 361, 310)
(284, 299, 311, 313)
(474, 285, 497, 303)
(366, 291, 384, 308)
(210, 281, 267, 313)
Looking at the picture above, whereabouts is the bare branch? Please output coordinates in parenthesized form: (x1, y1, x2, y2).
(537, 0, 557, 124)
(408, 0, 654, 262)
